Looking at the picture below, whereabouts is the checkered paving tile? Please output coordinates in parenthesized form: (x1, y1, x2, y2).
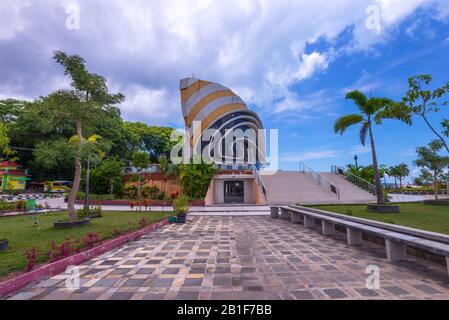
(8, 216, 449, 300)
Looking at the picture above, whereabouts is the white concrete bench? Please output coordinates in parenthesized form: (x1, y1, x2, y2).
(275, 206, 449, 276)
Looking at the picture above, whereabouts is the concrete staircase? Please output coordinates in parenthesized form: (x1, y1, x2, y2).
(262, 171, 376, 205)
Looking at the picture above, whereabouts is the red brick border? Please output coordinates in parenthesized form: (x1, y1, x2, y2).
(0, 218, 169, 299)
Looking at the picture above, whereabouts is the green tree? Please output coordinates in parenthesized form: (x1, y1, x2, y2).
(382, 75, 449, 153)
(414, 140, 449, 200)
(334, 90, 409, 204)
(414, 169, 433, 186)
(132, 151, 151, 199)
(88, 157, 124, 196)
(124, 122, 178, 161)
(0, 99, 27, 123)
(39, 51, 124, 220)
(395, 162, 410, 189)
(387, 165, 399, 189)
(179, 161, 217, 199)
(0, 123, 9, 152)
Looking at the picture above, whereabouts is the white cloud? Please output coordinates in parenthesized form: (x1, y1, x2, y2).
(118, 85, 181, 126)
(1, 0, 446, 125)
(349, 145, 372, 155)
(281, 150, 340, 162)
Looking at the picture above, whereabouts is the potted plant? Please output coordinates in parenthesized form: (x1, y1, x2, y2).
(0, 238, 9, 252)
(173, 194, 189, 224)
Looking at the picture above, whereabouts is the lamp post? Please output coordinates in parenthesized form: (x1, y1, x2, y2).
(354, 154, 359, 169)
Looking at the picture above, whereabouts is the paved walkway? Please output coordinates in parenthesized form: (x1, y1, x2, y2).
(9, 216, 449, 300)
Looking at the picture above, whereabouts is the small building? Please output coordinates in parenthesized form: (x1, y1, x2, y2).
(0, 161, 31, 191)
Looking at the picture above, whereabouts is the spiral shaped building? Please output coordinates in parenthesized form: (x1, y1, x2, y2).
(179, 77, 266, 205)
(179, 77, 265, 167)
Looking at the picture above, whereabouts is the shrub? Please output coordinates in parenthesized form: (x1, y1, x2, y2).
(82, 232, 100, 249)
(76, 192, 116, 201)
(155, 191, 167, 200)
(16, 200, 26, 212)
(142, 185, 159, 199)
(24, 247, 39, 271)
(77, 206, 103, 218)
(123, 185, 138, 199)
(0, 200, 15, 212)
(173, 194, 189, 214)
(46, 236, 80, 262)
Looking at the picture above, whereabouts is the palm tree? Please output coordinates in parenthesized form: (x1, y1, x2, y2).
(396, 162, 410, 189)
(334, 90, 409, 204)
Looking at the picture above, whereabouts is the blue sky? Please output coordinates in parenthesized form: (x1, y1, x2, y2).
(269, 9, 449, 177)
(1, 1, 449, 181)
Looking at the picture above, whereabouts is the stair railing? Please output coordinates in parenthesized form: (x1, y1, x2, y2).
(250, 164, 267, 200)
(331, 165, 377, 195)
(299, 162, 340, 199)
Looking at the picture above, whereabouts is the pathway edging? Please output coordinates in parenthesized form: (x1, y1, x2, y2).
(0, 218, 169, 299)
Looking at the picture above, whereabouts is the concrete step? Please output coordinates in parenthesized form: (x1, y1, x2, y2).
(189, 205, 270, 216)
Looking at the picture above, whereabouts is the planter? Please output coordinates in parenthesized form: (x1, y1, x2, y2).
(176, 213, 187, 224)
(423, 200, 449, 206)
(54, 218, 91, 229)
(0, 239, 8, 252)
(270, 207, 279, 218)
(168, 216, 177, 224)
(367, 204, 400, 213)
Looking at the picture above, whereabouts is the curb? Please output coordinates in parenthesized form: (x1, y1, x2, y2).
(0, 218, 169, 299)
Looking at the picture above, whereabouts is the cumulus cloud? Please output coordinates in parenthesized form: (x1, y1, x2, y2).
(0, 0, 446, 126)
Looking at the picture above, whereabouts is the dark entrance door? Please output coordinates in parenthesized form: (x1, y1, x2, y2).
(224, 180, 244, 203)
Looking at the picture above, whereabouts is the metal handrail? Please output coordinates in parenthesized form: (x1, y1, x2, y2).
(250, 164, 267, 199)
(331, 165, 377, 195)
(299, 162, 340, 199)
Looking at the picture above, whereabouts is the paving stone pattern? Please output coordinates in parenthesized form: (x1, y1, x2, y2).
(9, 216, 449, 300)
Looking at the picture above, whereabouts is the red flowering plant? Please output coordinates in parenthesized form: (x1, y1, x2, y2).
(138, 217, 147, 229)
(24, 247, 39, 271)
(83, 232, 100, 249)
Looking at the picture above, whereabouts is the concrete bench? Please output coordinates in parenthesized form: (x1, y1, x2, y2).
(279, 207, 291, 220)
(276, 206, 449, 276)
(270, 207, 279, 218)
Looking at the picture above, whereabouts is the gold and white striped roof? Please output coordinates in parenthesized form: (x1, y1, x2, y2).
(179, 77, 249, 132)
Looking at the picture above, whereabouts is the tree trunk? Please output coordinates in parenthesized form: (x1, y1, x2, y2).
(368, 123, 385, 204)
(67, 118, 84, 221)
(394, 177, 398, 189)
(399, 177, 403, 189)
(434, 170, 439, 201)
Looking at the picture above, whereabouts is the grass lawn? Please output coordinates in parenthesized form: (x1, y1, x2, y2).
(0, 210, 175, 279)
(311, 203, 449, 236)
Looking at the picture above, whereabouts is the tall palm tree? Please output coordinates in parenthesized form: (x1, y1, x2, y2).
(334, 90, 409, 204)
